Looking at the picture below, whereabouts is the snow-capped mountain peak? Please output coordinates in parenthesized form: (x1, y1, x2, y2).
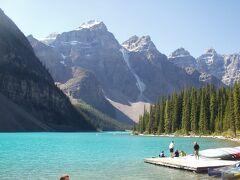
(76, 20, 107, 31)
(122, 35, 156, 52)
(80, 20, 101, 28)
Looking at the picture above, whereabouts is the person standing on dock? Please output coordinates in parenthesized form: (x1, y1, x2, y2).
(194, 142, 200, 160)
(169, 141, 174, 158)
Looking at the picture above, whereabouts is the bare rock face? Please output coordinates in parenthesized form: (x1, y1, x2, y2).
(0, 9, 95, 132)
(27, 35, 72, 83)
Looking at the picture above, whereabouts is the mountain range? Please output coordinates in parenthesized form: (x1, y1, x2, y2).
(1, 7, 238, 131)
(169, 47, 240, 86)
(28, 20, 232, 124)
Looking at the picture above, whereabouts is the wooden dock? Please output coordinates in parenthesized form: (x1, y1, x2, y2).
(144, 156, 239, 173)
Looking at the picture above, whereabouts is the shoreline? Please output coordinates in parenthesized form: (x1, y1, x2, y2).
(137, 133, 240, 142)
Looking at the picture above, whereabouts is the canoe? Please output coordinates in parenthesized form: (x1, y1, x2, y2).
(200, 146, 240, 160)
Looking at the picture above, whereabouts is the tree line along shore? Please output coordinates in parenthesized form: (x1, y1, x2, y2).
(134, 83, 240, 137)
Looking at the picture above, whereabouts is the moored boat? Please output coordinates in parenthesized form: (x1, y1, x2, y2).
(200, 146, 240, 160)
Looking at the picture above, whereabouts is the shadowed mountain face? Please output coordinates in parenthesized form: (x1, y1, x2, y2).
(31, 21, 225, 123)
(0, 9, 95, 132)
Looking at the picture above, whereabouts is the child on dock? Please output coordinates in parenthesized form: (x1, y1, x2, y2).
(159, 151, 165, 157)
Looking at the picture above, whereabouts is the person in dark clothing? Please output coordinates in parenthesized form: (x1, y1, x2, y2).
(194, 142, 200, 159)
(174, 150, 179, 157)
(159, 151, 165, 157)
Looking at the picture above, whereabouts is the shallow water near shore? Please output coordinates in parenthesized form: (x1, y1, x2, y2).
(0, 132, 238, 180)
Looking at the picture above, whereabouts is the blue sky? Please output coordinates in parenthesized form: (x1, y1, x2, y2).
(1, 0, 240, 57)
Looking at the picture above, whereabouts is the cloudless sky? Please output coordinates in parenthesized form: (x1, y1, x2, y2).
(1, 0, 240, 57)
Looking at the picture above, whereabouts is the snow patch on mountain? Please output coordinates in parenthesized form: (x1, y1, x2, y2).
(76, 20, 104, 30)
(120, 48, 146, 96)
(40, 32, 59, 45)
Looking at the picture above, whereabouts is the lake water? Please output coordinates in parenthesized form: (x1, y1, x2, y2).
(0, 132, 238, 180)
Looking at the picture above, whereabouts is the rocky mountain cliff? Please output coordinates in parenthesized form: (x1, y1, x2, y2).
(0, 9, 95, 131)
(50, 20, 139, 103)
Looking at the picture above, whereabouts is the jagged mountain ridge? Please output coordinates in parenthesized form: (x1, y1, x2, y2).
(169, 47, 240, 86)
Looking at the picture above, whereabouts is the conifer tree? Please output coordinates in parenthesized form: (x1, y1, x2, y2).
(233, 83, 240, 130)
(199, 89, 206, 133)
(210, 90, 217, 132)
(190, 89, 197, 133)
(158, 101, 165, 134)
(182, 90, 190, 134)
(164, 100, 171, 133)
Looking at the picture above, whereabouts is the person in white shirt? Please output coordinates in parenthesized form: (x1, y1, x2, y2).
(169, 141, 174, 158)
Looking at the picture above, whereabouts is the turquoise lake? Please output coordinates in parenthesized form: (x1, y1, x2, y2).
(0, 132, 238, 180)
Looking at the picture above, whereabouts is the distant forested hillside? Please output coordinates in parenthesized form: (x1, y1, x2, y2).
(135, 83, 240, 136)
(75, 101, 129, 131)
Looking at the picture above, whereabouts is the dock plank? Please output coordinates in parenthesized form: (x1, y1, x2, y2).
(144, 156, 239, 173)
